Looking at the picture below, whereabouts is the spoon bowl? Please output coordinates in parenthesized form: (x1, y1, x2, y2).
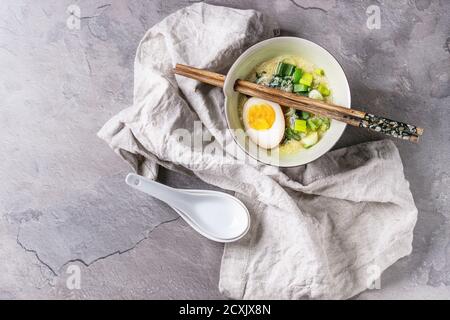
(125, 173, 250, 242)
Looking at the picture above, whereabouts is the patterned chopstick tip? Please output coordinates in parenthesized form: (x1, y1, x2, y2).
(360, 113, 420, 139)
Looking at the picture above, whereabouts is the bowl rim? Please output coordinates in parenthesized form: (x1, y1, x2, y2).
(223, 36, 351, 167)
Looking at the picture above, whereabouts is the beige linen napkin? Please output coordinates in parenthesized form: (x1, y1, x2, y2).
(98, 3, 417, 299)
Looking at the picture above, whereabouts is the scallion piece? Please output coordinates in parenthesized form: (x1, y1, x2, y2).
(275, 62, 296, 77)
(294, 119, 307, 132)
(307, 119, 318, 131)
(274, 62, 283, 76)
(284, 64, 296, 76)
(317, 83, 330, 96)
(292, 68, 303, 83)
(320, 123, 329, 131)
(293, 84, 309, 93)
(301, 111, 310, 120)
(299, 72, 313, 86)
(301, 131, 319, 148)
(314, 68, 325, 76)
(284, 127, 302, 141)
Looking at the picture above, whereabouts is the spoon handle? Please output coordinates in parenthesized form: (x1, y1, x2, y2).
(125, 173, 188, 208)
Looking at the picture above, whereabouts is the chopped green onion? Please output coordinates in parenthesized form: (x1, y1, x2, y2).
(319, 118, 331, 131)
(284, 127, 302, 141)
(314, 68, 325, 76)
(299, 72, 313, 86)
(307, 119, 318, 131)
(293, 84, 309, 92)
(294, 119, 307, 132)
(274, 63, 283, 76)
(320, 123, 329, 131)
(313, 118, 323, 127)
(292, 68, 303, 83)
(317, 83, 330, 96)
(275, 62, 296, 77)
(308, 89, 323, 100)
(301, 111, 310, 120)
(301, 131, 319, 148)
(285, 64, 296, 76)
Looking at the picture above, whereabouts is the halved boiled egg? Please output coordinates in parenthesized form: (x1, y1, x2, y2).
(242, 97, 285, 149)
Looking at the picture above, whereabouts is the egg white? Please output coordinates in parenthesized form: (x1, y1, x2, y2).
(242, 97, 285, 149)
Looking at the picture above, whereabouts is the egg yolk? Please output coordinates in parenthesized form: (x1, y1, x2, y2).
(247, 104, 275, 130)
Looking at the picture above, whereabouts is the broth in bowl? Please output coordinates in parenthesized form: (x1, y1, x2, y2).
(238, 54, 332, 154)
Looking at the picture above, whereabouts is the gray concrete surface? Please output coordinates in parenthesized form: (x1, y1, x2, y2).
(0, 0, 449, 299)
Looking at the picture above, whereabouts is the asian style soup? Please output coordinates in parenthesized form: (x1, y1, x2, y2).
(238, 55, 332, 154)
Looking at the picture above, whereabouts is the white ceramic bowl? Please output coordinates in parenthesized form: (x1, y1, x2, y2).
(223, 37, 351, 167)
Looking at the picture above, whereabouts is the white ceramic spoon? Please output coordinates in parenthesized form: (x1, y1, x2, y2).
(125, 173, 250, 242)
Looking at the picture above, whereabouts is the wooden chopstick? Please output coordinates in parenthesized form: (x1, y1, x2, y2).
(175, 64, 365, 119)
(174, 64, 359, 123)
(173, 63, 423, 142)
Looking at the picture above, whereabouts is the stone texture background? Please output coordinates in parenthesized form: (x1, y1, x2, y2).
(0, 0, 449, 299)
